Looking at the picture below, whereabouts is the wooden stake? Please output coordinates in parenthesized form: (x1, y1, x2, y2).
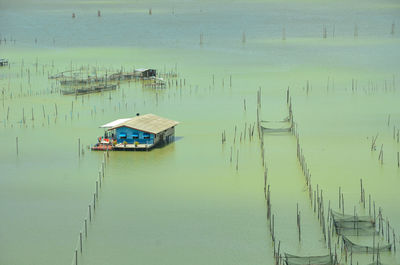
(369, 194, 371, 216)
(342, 193, 344, 215)
(79, 232, 82, 253)
(89, 205, 91, 222)
(84, 219, 87, 237)
(96, 181, 98, 199)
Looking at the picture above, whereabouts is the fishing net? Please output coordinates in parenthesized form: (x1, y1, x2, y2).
(284, 253, 333, 265)
(261, 117, 292, 133)
(342, 236, 391, 253)
(331, 211, 376, 236)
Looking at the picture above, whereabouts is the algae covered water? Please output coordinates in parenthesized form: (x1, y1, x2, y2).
(0, 0, 400, 264)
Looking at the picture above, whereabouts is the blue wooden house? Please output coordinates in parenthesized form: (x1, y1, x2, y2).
(98, 114, 179, 150)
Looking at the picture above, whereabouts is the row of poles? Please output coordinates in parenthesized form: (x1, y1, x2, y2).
(303, 76, 397, 97)
(290, 87, 398, 264)
(1, 58, 180, 101)
(4, 16, 397, 49)
(295, 76, 397, 97)
(198, 22, 397, 46)
(258, 86, 399, 265)
(255, 87, 283, 264)
(290, 90, 340, 264)
(4, 20, 396, 48)
(71, 151, 109, 265)
(1, 60, 187, 129)
(371, 114, 400, 167)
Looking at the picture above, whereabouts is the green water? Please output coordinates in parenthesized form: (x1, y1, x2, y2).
(1, 0, 400, 264)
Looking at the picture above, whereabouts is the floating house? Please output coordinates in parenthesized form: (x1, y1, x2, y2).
(0, 59, 8, 66)
(135, 69, 156, 79)
(93, 114, 179, 151)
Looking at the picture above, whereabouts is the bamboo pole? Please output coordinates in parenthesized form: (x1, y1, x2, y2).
(84, 219, 87, 237)
(89, 205, 91, 222)
(16, 137, 19, 156)
(79, 232, 82, 253)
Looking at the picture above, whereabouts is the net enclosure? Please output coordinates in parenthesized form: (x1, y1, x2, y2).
(261, 117, 292, 133)
(284, 253, 334, 265)
(331, 210, 376, 236)
(342, 236, 391, 253)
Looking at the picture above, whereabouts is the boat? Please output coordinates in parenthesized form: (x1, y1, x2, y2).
(91, 137, 114, 151)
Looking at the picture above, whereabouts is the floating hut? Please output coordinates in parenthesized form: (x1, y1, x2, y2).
(134, 69, 156, 79)
(0, 59, 8, 66)
(92, 114, 179, 151)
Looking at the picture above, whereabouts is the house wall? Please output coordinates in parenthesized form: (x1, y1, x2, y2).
(155, 127, 175, 145)
(115, 127, 154, 144)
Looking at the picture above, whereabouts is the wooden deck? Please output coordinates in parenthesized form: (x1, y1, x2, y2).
(113, 143, 155, 151)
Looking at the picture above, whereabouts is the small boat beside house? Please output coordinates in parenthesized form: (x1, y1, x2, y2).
(92, 114, 179, 151)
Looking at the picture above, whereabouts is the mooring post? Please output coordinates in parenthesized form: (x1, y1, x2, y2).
(298, 210, 301, 242)
(272, 214, 275, 241)
(89, 205, 91, 222)
(369, 194, 371, 216)
(79, 232, 82, 253)
(342, 193, 344, 215)
(373, 201, 376, 223)
(397, 151, 399, 168)
(96, 181, 98, 199)
(84, 219, 87, 238)
(16, 137, 19, 156)
(236, 150, 239, 171)
(373, 231, 375, 262)
(75, 249, 78, 265)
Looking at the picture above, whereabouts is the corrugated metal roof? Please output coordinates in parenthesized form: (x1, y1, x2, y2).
(100, 118, 132, 128)
(135, 68, 149, 72)
(110, 114, 179, 134)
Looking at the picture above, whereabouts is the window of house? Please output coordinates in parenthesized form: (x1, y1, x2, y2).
(132, 133, 139, 139)
(143, 133, 150, 139)
(119, 133, 127, 139)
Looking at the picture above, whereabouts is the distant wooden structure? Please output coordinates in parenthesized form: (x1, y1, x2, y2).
(50, 68, 157, 83)
(134, 69, 156, 78)
(62, 84, 117, 95)
(0, 59, 8, 66)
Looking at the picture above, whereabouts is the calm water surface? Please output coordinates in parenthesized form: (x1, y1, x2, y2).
(0, 0, 399, 264)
